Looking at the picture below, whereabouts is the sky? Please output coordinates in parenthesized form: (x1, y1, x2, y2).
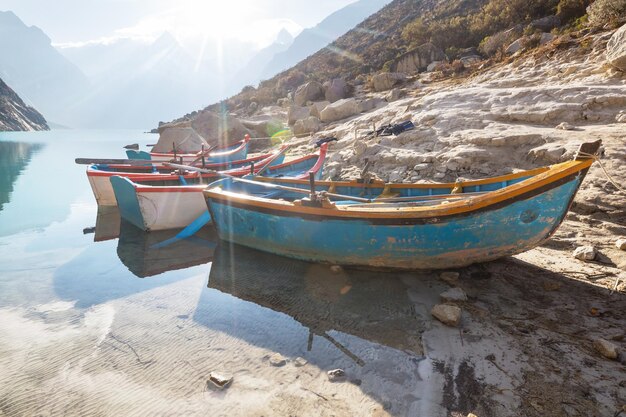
(0, 0, 359, 49)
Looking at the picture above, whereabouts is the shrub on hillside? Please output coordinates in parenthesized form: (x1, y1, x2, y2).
(587, 0, 626, 27)
(556, 0, 593, 23)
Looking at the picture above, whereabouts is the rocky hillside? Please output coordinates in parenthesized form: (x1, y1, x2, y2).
(0, 78, 49, 131)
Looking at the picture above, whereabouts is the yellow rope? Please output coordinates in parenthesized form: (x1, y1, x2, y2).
(577, 151, 624, 192)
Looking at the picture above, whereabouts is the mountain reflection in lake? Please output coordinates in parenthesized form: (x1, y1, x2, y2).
(0, 141, 44, 212)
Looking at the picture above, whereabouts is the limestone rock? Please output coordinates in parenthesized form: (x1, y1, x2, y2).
(320, 98, 359, 123)
(530, 15, 560, 32)
(540, 32, 555, 45)
(392, 43, 446, 74)
(327, 369, 346, 382)
(460, 55, 481, 66)
(556, 122, 575, 130)
(427, 61, 443, 72)
(439, 271, 460, 285)
(294, 81, 324, 106)
(277, 97, 290, 108)
(208, 372, 233, 389)
(151, 127, 209, 153)
(616, 238, 626, 250)
(385, 88, 404, 102)
(440, 287, 468, 303)
(607, 23, 626, 71)
(330, 265, 343, 274)
(269, 353, 287, 367)
(616, 111, 626, 123)
(309, 101, 330, 119)
(431, 304, 461, 327)
(293, 116, 320, 136)
(371, 72, 407, 92)
(187, 111, 252, 146)
(573, 246, 596, 261)
(357, 97, 384, 113)
(506, 38, 524, 55)
(324, 78, 348, 102)
(294, 357, 308, 367)
(288, 105, 310, 125)
(593, 338, 618, 360)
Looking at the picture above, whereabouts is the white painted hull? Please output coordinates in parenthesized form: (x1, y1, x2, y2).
(136, 186, 207, 231)
(88, 174, 117, 205)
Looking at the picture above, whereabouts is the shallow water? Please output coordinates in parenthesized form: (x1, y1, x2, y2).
(0, 130, 450, 416)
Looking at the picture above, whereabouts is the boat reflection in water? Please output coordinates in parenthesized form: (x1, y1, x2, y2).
(208, 242, 431, 363)
(117, 224, 217, 278)
(91, 205, 217, 278)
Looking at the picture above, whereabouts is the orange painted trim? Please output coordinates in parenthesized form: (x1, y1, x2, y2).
(251, 164, 553, 190)
(205, 159, 593, 220)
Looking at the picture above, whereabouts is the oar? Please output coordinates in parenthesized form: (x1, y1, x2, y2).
(75, 158, 157, 165)
(163, 146, 291, 240)
(188, 144, 218, 167)
(165, 162, 373, 203)
(253, 145, 290, 177)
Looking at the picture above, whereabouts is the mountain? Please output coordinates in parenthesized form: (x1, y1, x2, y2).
(0, 10, 89, 127)
(60, 32, 259, 128)
(260, 0, 393, 79)
(229, 29, 294, 90)
(0, 77, 48, 131)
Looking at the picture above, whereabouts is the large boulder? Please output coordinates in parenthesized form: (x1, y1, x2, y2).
(309, 101, 330, 118)
(241, 118, 284, 138)
(323, 78, 348, 102)
(607, 24, 626, 72)
(162, 111, 251, 146)
(294, 81, 324, 106)
(357, 97, 384, 113)
(287, 105, 311, 125)
(506, 38, 524, 55)
(293, 116, 321, 136)
(371, 72, 407, 92)
(319, 98, 359, 123)
(529, 15, 560, 32)
(151, 127, 209, 153)
(392, 43, 446, 74)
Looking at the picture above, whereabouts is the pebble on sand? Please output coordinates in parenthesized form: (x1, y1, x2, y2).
(327, 369, 347, 382)
(615, 238, 626, 251)
(593, 338, 619, 360)
(269, 353, 287, 367)
(440, 287, 468, 303)
(431, 304, 462, 327)
(294, 357, 308, 367)
(330, 265, 343, 274)
(439, 271, 460, 285)
(556, 122, 576, 130)
(573, 245, 596, 261)
(208, 372, 233, 389)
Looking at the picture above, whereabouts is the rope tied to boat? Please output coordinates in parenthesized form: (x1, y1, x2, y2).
(576, 151, 624, 192)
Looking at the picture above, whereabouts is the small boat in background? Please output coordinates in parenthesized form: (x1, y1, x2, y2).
(113, 143, 329, 232)
(87, 147, 285, 205)
(204, 141, 601, 270)
(126, 135, 249, 163)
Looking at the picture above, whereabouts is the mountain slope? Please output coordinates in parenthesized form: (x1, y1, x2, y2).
(0, 77, 49, 131)
(260, 0, 393, 79)
(230, 29, 294, 90)
(0, 11, 89, 127)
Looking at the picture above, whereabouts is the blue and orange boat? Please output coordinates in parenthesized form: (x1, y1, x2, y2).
(112, 143, 329, 231)
(203, 141, 601, 270)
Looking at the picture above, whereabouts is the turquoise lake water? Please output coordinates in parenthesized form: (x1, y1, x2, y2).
(0, 130, 444, 416)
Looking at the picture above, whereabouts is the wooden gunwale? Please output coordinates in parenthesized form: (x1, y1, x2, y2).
(204, 159, 593, 221)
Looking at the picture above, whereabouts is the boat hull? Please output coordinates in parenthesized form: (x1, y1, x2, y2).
(207, 173, 584, 269)
(112, 177, 209, 231)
